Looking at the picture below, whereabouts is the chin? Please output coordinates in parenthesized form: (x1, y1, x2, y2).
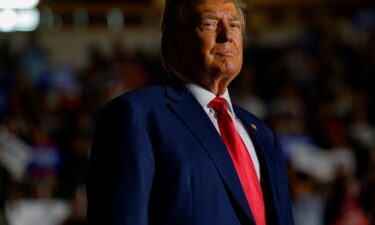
(219, 62, 241, 77)
(209, 69, 240, 82)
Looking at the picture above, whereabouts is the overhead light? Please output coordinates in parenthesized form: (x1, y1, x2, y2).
(107, 7, 124, 32)
(73, 7, 89, 30)
(0, 8, 40, 32)
(15, 9, 40, 31)
(0, 9, 17, 32)
(0, 0, 39, 9)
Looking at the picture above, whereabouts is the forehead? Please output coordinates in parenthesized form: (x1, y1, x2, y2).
(194, 0, 241, 19)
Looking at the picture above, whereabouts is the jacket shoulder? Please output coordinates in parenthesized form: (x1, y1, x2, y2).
(120, 85, 165, 104)
(234, 105, 275, 141)
(104, 85, 166, 110)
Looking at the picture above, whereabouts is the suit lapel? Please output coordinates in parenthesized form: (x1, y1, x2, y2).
(234, 106, 283, 223)
(165, 83, 255, 223)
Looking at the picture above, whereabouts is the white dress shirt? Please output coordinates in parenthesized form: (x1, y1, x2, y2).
(185, 83, 262, 180)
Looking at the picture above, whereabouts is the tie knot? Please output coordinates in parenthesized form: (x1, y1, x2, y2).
(208, 97, 228, 113)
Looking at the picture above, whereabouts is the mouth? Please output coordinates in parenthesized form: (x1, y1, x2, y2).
(214, 50, 237, 57)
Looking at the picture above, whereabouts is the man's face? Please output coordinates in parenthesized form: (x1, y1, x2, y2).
(178, 0, 243, 85)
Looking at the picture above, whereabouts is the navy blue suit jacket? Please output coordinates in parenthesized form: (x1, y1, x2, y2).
(87, 77, 294, 225)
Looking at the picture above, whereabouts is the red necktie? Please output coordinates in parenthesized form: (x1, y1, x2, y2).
(209, 97, 266, 225)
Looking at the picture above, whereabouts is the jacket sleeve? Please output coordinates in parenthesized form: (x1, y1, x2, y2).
(86, 97, 155, 225)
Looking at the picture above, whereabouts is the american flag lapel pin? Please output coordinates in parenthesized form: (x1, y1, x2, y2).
(251, 123, 257, 130)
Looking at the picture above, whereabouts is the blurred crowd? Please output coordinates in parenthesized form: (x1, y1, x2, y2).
(0, 33, 166, 225)
(0, 7, 374, 225)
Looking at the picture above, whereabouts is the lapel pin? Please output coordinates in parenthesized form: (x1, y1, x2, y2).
(251, 124, 257, 130)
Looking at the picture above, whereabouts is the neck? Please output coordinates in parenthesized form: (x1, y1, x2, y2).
(200, 77, 231, 96)
(173, 69, 234, 96)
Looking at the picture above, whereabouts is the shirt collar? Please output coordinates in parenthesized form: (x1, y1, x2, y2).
(173, 72, 235, 115)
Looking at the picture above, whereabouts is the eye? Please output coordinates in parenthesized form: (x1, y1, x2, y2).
(200, 20, 218, 31)
(230, 22, 241, 30)
(203, 23, 217, 30)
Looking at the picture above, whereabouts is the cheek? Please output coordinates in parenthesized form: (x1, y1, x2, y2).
(198, 35, 216, 55)
(236, 39, 244, 64)
(237, 35, 243, 52)
(239, 49, 243, 62)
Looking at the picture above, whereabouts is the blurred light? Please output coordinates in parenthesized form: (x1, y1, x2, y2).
(0, 0, 39, 9)
(39, 6, 54, 30)
(107, 7, 124, 32)
(73, 7, 89, 31)
(52, 14, 63, 31)
(0, 9, 17, 32)
(15, 9, 39, 31)
(0, 8, 40, 32)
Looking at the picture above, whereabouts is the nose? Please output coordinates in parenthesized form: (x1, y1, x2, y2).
(216, 22, 233, 43)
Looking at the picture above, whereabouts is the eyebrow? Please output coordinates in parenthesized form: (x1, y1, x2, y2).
(201, 12, 241, 21)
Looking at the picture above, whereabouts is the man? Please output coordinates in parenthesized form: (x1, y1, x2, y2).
(86, 0, 294, 224)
